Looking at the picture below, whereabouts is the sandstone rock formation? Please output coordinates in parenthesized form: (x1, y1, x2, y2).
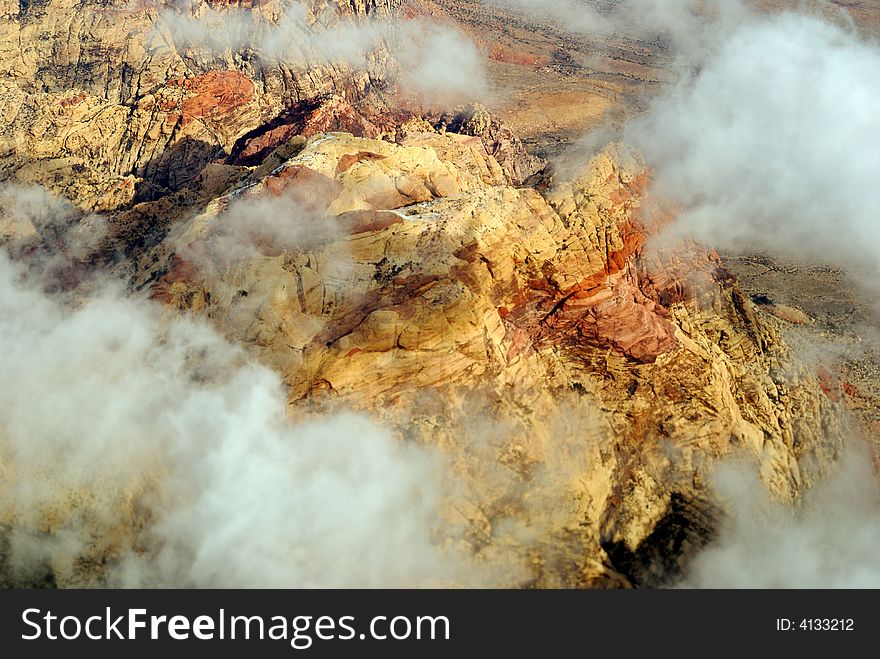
(127, 126, 842, 587)
(431, 104, 546, 185)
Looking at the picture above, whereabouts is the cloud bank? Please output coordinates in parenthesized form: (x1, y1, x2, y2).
(682, 445, 880, 588)
(0, 207, 481, 586)
(628, 12, 880, 282)
(616, 7, 880, 587)
(484, 0, 751, 62)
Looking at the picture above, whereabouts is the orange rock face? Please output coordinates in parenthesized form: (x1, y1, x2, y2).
(490, 218, 679, 363)
(166, 71, 256, 126)
(487, 168, 696, 364)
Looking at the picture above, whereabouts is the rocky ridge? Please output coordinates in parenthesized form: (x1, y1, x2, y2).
(121, 122, 842, 587)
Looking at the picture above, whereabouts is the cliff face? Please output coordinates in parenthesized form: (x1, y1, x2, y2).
(0, 0, 400, 209)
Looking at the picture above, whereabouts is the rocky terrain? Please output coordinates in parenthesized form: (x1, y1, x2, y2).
(0, 0, 866, 587)
(723, 253, 880, 447)
(411, 0, 880, 157)
(0, 0, 401, 209)
(408, 0, 671, 156)
(410, 0, 880, 442)
(140, 127, 846, 587)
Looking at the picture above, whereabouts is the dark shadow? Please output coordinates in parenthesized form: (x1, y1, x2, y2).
(227, 97, 324, 166)
(601, 493, 718, 588)
(138, 135, 223, 194)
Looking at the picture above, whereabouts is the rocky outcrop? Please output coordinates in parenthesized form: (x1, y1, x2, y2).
(132, 128, 842, 587)
(165, 70, 256, 126)
(229, 94, 407, 166)
(433, 104, 546, 185)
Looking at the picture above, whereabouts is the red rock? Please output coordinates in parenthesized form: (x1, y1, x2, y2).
(842, 381, 860, 398)
(817, 367, 842, 402)
(336, 209, 404, 234)
(300, 96, 385, 138)
(263, 165, 343, 213)
(166, 70, 255, 126)
(336, 151, 388, 174)
(455, 214, 678, 363)
(59, 93, 87, 108)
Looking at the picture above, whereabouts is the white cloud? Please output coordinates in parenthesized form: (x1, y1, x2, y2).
(682, 444, 880, 588)
(0, 242, 481, 587)
(628, 13, 880, 282)
(155, 2, 491, 103)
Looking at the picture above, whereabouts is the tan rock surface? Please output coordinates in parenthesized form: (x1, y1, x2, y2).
(138, 130, 843, 586)
(0, 0, 400, 208)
